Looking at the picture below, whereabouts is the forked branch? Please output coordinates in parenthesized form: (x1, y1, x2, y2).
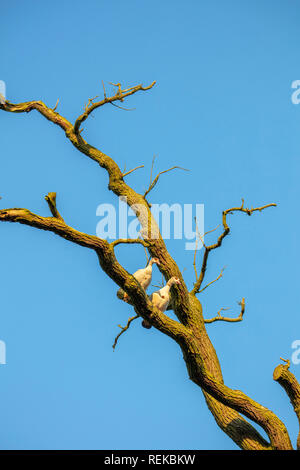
(204, 298, 245, 324)
(0, 207, 105, 250)
(0, 99, 72, 132)
(74, 81, 156, 134)
(191, 200, 276, 295)
(143, 166, 189, 199)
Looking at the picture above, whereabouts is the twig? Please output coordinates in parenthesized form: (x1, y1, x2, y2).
(193, 220, 219, 280)
(141, 239, 149, 264)
(199, 267, 225, 293)
(52, 99, 59, 111)
(193, 232, 200, 280)
(191, 199, 276, 296)
(273, 359, 300, 449)
(74, 80, 156, 134)
(110, 238, 151, 249)
(144, 166, 189, 198)
(112, 315, 139, 350)
(122, 165, 144, 178)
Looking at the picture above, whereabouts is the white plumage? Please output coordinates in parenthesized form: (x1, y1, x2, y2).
(132, 257, 160, 290)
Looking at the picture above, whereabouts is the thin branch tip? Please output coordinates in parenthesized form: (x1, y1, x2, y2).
(144, 165, 189, 199)
(74, 79, 156, 134)
(279, 357, 291, 369)
(122, 165, 144, 178)
(52, 99, 59, 111)
(112, 315, 139, 350)
(204, 297, 245, 324)
(191, 200, 276, 296)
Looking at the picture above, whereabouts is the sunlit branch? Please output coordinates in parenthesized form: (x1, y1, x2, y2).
(143, 166, 189, 199)
(110, 238, 152, 249)
(191, 200, 276, 296)
(44, 192, 64, 221)
(122, 165, 144, 178)
(74, 81, 156, 134)
(193, 222, 220, 281)
(112, 315, 139, 350)
(273, 359, 300, 450)
(199, 268, 225, 294)
(204, 298, 245, 324)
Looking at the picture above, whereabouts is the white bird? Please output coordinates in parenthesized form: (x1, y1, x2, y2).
(132, 257, 161, 290)
(142, 276, 181, 329)
(117, 257, 161, 302)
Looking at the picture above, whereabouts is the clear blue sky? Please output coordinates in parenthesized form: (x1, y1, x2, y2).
(0, 0, 299, 450)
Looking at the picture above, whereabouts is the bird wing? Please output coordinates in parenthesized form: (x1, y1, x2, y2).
(133, 266, 152, 289)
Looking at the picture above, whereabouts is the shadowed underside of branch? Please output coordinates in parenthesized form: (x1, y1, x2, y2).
(1, 81, 298, 450)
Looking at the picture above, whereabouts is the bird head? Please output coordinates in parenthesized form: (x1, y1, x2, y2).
(168, 276, 181, 286)
(150, 257, 161, 266)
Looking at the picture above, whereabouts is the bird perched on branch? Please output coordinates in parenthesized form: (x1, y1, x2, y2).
(117, 257, 161, 303)
(142, 276, 181, 329)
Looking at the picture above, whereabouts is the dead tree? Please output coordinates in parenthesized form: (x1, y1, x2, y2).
(1, 81, 299, 450)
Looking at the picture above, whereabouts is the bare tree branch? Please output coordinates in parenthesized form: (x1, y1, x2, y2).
(110, 101, 136, 111)
(74, 81, 156, 134)
(0, 86, 193, 327)
(191, 200, 276, 296)
(274, 359, 300, 449)
(122, 165, 144, 178)
(204, 298, 245, 324)
(143, 166, 189, 199)
(0, 207, 105, 250)
(0, 99, 72, 132)
(52, 98, 59, 111)
(193, 222, 220, 280)
(112, 315, 139, 350)
(110, 238, 152, 249)
(198, 267, 225, 294)
(183, 335, 292, 450)
(44, 192, 64, 220)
